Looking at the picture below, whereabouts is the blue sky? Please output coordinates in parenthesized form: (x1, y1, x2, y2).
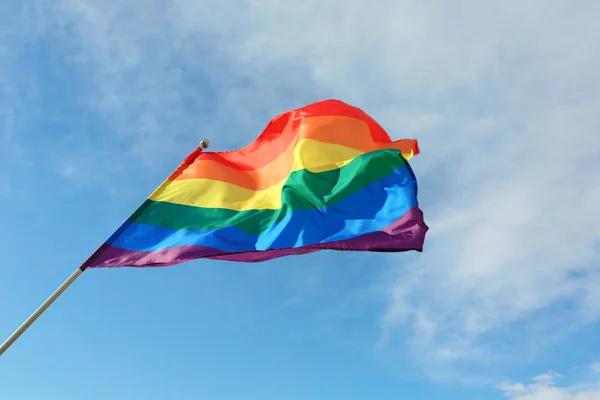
(2, 0, 600, 399)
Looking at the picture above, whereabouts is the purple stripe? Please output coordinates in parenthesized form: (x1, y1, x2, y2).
(82, 207, 427, 268)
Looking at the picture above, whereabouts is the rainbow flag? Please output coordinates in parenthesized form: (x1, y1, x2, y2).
(82, 100, 428, 268)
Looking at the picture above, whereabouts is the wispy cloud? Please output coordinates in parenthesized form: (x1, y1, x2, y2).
(498, 364, 600, 399)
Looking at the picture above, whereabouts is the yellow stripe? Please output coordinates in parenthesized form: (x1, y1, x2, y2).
(290, 139, 361, 172)
(149, 139, 364, 210)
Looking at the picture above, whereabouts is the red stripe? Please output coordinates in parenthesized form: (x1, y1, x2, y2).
(169, 99, 414, 179)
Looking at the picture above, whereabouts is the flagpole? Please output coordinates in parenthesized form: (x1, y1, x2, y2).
(0, 140, 211, 357)
(0, 266, 85, 356)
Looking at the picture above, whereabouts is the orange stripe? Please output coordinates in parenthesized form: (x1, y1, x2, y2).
(172, 116, 417, 190)
(179, 99, 416, 174)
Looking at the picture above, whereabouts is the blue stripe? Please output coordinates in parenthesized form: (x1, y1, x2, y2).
(108, 163, 418, 252)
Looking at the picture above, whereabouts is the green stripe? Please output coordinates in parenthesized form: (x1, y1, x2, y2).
(130, 149, 407, 235)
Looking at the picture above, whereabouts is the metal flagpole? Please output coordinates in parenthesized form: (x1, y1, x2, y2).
(0, 139, 211, 357)
(0, 267, 84, 356)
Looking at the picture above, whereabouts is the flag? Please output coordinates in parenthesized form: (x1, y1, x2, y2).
(82, 99, 428, 268)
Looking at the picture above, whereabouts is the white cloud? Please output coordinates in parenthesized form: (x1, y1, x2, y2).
(498, 365, 600, 400)
(5, 0, 600, 377)
(36, 0, 325, 167)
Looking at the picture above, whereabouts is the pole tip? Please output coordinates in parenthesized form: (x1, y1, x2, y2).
(199, 139, 210, 149)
